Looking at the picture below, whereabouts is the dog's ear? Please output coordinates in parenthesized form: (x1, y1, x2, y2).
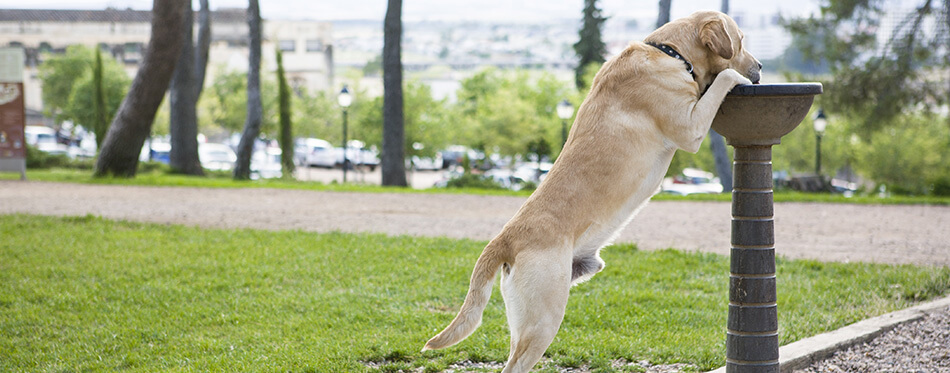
(700, 17, 735, 59)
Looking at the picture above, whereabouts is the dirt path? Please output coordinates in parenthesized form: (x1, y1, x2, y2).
(2, 181, 948, 266)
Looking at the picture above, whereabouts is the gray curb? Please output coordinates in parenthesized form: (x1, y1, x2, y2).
(707, 294, 950, 373)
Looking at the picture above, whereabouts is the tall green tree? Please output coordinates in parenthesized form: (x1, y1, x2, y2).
(382, 0, 408, 186)
(233, 0, 263, 180)
(95, 0, 186, 177)
(574, 0, 608, 89)
(38, 45, 94, 121)
(92, 49, 108, 150)
(785, 0, 950, 135)
(454, 69, 573, 158)
(276, 49, 295, 178)
(367, 81, 454, 160)
(202, 70, 279, 137)
(59, 55, 129, 149)
(39, 45, 129, 139)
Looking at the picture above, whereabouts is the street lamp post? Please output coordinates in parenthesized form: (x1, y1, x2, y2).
(813, 109, 827, 181)
(338, 85, 352, 183)
(556, 99, 574, 148)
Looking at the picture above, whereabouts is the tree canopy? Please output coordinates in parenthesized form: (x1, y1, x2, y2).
(39, 45, 131, 139)
(785, 0, 950, 135)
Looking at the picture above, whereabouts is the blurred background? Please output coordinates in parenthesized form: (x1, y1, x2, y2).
(1, 0, 947, 196)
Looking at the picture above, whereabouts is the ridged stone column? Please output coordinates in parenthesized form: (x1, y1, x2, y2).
(727, 145, 778, 372)
(710, 83, 822, 373)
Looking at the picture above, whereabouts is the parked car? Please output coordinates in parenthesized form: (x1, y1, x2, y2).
(24, 125, 68, 155)
(147, 142, 171, 164)
(513, 161, 553, 184)
(484, 168, 531, 191)
(411, 153, 444, 171)
(440, 145, 473, 170)
(199, 143, 237, 171)
(296, 138, 333, 167)
(661, 168, 723, 196)
(346, 140, 380, 171)
(251, 147, 282, 179)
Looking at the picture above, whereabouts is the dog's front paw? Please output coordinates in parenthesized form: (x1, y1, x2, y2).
(719, 69, 753, 87)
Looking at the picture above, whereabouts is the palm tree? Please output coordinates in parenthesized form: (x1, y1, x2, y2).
(233, 0, 263, 180)
(656, 0, 671, 28)
(382, 0, 407, 186)
(709, 0, 734, 192)
(169, 2, 203, 175)
(95, 0, 186, 177)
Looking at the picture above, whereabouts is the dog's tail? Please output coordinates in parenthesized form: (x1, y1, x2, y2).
(422, 240, 508, 351)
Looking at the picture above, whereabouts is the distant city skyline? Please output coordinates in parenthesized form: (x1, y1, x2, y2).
(0, 0, 821, 22)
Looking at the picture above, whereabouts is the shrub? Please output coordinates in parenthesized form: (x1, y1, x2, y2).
(445, 173, 505, 190)
(25, 145, 83, 169)
(852, 115, 950, 196)
(137, 161, 172, 174)
(931, 175, 950, 197)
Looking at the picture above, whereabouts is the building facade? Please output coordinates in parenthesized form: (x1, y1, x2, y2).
(0, 7, 334, 123)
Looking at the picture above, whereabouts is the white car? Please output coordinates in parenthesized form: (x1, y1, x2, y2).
(411, 153, 444, 171)
(301, 138, 379, 170)
(298, 138, 337, 168)
(661, 168, 724, 195)
(251, 147, 283, 179)
(24, 125, 68, 155)
(199, 143, 237, 171)
(344, 140, 380, 171)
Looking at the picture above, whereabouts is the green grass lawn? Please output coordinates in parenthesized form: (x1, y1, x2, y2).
(5, 167, 950, 205)
(2, 214, 948, 372)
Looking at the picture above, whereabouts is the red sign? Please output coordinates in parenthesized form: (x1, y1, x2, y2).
(0, 82, 26, 160)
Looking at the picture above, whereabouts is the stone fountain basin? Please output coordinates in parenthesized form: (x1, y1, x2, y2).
(712, 83, 824, 146)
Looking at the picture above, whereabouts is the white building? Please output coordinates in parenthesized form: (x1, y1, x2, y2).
(0, 7, 334, 124)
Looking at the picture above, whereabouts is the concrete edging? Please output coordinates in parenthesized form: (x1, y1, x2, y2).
(707, 295, 950, 373)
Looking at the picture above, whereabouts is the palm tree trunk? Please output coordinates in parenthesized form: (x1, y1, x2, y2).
(382, 0, 407, 186)
(94, 0, 186, 177)
(656, 0, 671, 29)
(710, 0, 734, 192)
(194, 0, 211, 98)
(233, 0, 262, 180)
(169, 2, 204, 175)
(709, 129, 733, 191)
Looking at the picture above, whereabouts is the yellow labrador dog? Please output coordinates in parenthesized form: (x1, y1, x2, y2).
(424, 11, 761, 372)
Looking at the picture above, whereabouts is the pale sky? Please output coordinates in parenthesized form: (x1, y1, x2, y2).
(0, 0, 821, 22)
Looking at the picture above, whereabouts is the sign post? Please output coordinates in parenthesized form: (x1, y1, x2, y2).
(0, 47, 26, 180)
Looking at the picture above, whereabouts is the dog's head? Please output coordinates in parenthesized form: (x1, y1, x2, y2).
(645, 11, 761, 89)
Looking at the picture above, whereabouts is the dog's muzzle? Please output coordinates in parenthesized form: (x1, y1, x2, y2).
(750, 63, 762, 84)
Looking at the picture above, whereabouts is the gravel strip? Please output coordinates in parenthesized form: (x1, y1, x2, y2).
(2, 181, 950, 266)
(795, 306, 950, 372)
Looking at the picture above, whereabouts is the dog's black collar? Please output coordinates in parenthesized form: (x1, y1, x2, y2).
(647, 42, 695, 80)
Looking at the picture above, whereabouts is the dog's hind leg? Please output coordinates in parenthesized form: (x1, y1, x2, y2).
(500, 250, 572, 373)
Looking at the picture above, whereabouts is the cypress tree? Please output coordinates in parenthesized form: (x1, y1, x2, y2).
(93, 48, 107, 150)
(573, 0, 607, 90)
(276, 49, 294, 178)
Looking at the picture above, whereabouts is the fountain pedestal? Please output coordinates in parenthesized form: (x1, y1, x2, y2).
(711, 83, 823, 373)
